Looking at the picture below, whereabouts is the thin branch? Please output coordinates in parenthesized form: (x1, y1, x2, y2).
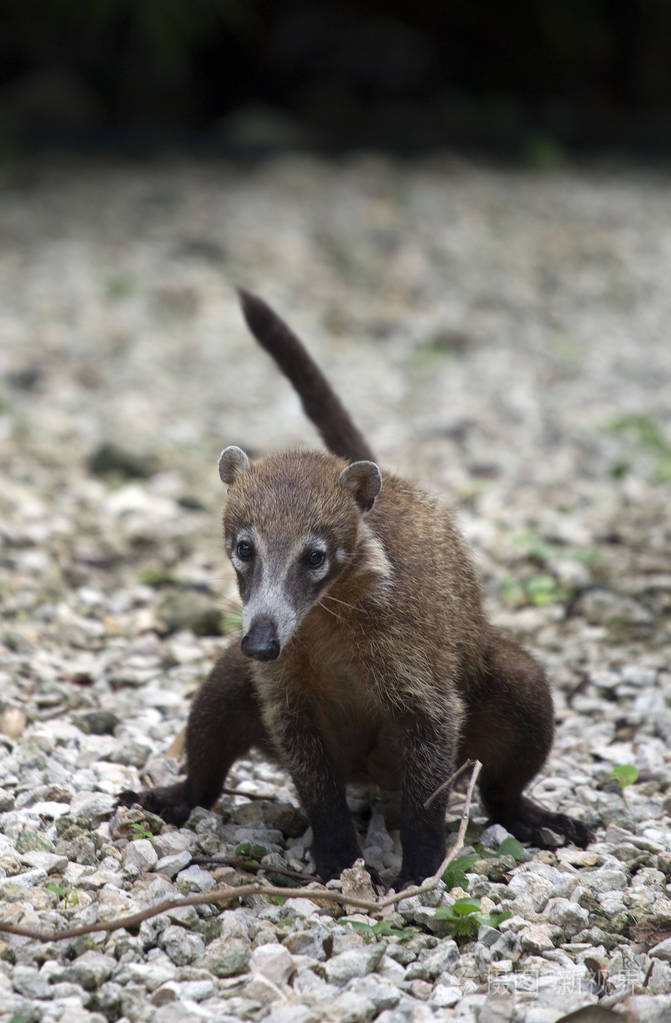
(376, 758, 482, 908)
(0, 760, 482, 944)
(423, 758, 475, 810)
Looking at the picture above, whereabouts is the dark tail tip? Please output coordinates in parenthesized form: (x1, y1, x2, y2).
(237, 288, 273, 336)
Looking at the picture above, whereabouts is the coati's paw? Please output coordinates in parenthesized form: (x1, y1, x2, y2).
(534, 811, 595, 849)
(117, 782, 193, 826)
(502, 797, 595, 849)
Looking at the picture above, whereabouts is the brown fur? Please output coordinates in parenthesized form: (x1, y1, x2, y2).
(119, 292, 594, 885)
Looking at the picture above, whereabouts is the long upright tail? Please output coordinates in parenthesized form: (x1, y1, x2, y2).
(238, 290, 376, 464)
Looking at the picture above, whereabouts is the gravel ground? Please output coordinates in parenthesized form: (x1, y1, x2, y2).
(1, 154, 670, 1023)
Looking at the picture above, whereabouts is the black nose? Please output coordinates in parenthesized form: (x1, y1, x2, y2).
(241, 618, 280, 661)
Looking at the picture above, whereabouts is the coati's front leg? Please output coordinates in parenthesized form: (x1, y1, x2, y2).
(118, 640, 276, 823)
(264, 692, 361, 880)
(398, 710, 460, 887)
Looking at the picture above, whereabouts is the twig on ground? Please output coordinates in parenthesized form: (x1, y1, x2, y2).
(423, 758, 475, 810)
(0, 760, 482, 944)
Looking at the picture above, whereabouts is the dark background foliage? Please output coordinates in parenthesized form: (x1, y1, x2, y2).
(2, 0, 671, 155)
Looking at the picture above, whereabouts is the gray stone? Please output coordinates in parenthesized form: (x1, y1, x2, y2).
(520, 923, 559, 953)
(264, 1006, 319, 1023)
(198, 937, 251, 977)
(283, 896, 319, 918)
(69, 791, 116, 819)
(328, 989, 377, 1021)
(126, 960, 176, 991)
(430, 983, 461, 1008)
(283, 929, 326, 959)
(243, 973, 285, 1005)
(346, 975, 401, 1011)
(155, 849, 192, 877)
(325, 943, 386, 984)
(152, 1001, 210, 1023)
(60, 950, 116, 990)
(617, 994, 671, 1022)
(647, 959, 671, 994)
(294, 968, 338, 997)
(581, 868, 629, 893)
(418, 939, 459, 979)
(250, 942, 295, 985)
(479, 824, 513, 849)
(15, 827, 55, 854)
(123, 837, 158, 873)
(152, 979, 214, 1005)
(159, 924, 206, 965)
(650, 936, 671, 962)
(2, 867, 47, 888)
(12, 964, 51, 999)
(544, 898, 590, 937)
(19, 850, 68, 873)
(175, 864, 216, 890)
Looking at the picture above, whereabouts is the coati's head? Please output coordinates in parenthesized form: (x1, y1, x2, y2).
(218, 447, 381, 661)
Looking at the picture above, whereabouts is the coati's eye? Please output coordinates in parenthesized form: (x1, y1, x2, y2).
(305, 549, 325, 569)
(236, 540, 254, 561)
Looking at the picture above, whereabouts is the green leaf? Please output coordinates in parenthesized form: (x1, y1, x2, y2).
(346, 920, 374, 934)
(450, 898, 482, 916)
(46, 882, 69, 898)
(442, 854, 479, 890)
(611, 764, 638, 789)
(129, 822, 153, 841)
(473, 843, 497, 859)
(234, 841, 267, 861)
(497, 837, 525, 861)
(526, 573, 561, 605)
(480, 909, 513, 929)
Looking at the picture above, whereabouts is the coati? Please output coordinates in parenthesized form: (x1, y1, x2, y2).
(119, 291, 594, 886)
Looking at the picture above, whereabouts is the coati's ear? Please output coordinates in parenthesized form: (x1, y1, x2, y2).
(339, 460, 382, 513)
(218, 446, 250, 485)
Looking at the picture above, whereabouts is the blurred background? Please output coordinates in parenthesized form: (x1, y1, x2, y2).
(1, 0, 670, 649)
(2, 0, 671, 159)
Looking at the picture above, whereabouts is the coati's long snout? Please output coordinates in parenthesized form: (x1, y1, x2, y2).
(218, 443, 383, 660)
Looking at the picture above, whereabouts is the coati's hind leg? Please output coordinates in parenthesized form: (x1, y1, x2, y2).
(461, 631, 594, 848)
(118, 640, 276, 824)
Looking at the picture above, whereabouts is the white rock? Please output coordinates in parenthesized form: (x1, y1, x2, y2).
(650, 937, 671, 963)
(123, 838, 158, 873)
(325, 943, 386, 985)
(175, 865, 216, 890)
(544, 898, 589, 938)
(155, 850, 191, 877)
(430, 983, 462, 1008)
(250, 943, 296, 985)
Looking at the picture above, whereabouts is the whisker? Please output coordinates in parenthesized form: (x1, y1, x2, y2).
(318, 600, 342, 620)
(322, 594, 364, 613)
